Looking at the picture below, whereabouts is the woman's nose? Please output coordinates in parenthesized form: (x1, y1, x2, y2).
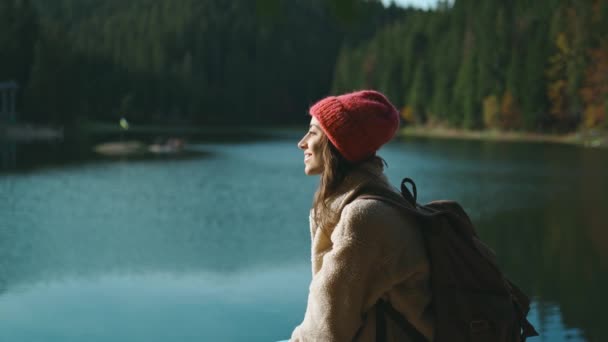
(298, 137, 306, 150)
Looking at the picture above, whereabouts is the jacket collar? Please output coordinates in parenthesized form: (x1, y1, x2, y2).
(329, 158, 392, 212)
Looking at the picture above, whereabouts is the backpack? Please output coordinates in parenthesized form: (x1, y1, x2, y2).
(360, 178, 539, 342)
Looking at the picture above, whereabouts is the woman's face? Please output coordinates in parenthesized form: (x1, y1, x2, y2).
(298, 116, 325, 175)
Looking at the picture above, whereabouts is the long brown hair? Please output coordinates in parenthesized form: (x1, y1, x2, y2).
(312, 133, 385, 230)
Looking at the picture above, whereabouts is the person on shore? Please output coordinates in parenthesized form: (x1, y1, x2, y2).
(289, 90, 435, 341)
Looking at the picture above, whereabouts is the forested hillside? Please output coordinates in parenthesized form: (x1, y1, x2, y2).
(2, 0, 402, 125)
(333, 0, 608, 132)
(1, 0, 606, 132)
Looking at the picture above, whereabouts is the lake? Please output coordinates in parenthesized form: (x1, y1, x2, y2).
(1, 130, 606, 342)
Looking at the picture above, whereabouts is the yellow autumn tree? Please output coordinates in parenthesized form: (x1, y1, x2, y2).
(482, 95, 500, 129)
(580, 43, 608, 128)
(546, 32, 571, 123)
(400, 105, 415, 125)
(500, 91, 522, 130)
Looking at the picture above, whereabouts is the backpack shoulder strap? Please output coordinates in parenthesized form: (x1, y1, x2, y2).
(357, 194, 445, 220)
(376, 300, 429, 342)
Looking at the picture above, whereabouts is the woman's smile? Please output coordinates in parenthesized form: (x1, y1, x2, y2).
(297, 116, 325, 175)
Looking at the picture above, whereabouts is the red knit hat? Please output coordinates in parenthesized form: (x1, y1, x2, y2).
(309, 90, 400, 162)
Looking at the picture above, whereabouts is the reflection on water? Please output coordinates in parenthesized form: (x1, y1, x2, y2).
(0, 267, 309, 342)
(0, 271, 587, 342)
(1, 132, 606, 341)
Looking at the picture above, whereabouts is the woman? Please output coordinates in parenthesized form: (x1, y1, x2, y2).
(289, 90, 435, 341)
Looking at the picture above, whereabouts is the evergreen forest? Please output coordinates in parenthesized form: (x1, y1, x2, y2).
(1, 0, 607, 133)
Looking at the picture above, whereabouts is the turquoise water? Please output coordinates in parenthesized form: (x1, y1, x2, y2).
(1, 133, 606, 341)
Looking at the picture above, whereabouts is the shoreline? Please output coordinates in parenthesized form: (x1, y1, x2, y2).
(0, 123, 63, 142)
(3, 121, 607, 149)
(400, 126, 607, 149)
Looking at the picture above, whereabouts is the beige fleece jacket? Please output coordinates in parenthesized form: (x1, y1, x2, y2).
(290, 161, 435, 342)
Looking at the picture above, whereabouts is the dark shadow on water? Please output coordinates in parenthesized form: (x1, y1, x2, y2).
(477, 202, 608, 342)
(0, 140, 214, 175)
(0, 128, 278, 174)
(94, 149, 215, 163)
